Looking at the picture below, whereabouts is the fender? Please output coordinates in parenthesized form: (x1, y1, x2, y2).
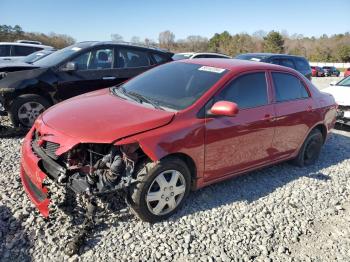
(115, 117, 206, 180)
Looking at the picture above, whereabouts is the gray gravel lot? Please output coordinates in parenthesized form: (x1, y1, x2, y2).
(1, 77, 350, 261)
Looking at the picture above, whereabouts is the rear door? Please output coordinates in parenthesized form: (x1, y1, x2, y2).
(270, 71, 318, 158)
(204, 71, 276, 181)
(55, 46, 122, 100)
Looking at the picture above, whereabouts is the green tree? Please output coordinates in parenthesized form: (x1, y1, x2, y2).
(336, 45, 350, 62)
(263, 31, 285, 53)
(208, 31, 232, 55)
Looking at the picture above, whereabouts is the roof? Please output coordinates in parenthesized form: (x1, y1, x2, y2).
(237, 52, 306, 59)
(175, 52, 230, 57)
(181, 58, 297, 73)
(0, 42, 53, 49)
(73, 41, 172, 54)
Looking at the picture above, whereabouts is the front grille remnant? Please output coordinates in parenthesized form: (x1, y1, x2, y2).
(42, 141, 60, 160)
(32, 129, 60, 160)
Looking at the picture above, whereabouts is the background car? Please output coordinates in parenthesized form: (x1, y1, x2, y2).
(311, 66, 325, 77)
(172, 52, 230, 60)
(322, 66, 340, 77)
(344, 68, 350, 77)
(0, 41, 173, 127)
(235, 53, 312, 80)
(20, 59, 336, 224)
(0, 41, 54, 62)
(323, 76, 350, 125)
(0, 50, 56, 80)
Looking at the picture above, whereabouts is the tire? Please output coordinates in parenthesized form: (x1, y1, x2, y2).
(291, 129, 323, 167)
(128, 157, 191, 223)
(9, 94, 51, 128)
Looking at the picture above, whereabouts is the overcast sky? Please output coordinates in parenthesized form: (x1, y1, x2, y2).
(1, 0, 349, 42)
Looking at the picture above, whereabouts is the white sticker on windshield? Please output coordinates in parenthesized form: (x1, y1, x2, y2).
(198, 66, 225, 74)
(71, 47, 82, 51)
(250, 58, 261, 62)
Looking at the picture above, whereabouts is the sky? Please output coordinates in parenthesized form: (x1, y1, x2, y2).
(1, 0, 350, 42)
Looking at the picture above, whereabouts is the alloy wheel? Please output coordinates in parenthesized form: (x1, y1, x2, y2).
(146, 170, 186, 216)
(17, 102, 45, 127)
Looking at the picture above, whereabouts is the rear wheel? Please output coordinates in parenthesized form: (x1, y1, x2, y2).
(128, 157, 191, 223)
(9, 94, 50, 127)
(291, 129, 323, 167)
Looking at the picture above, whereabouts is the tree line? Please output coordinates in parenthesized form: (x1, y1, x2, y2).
(1, 24, 349, 62)
(0, 24, 75, 49)
(157, 30, 350, 62)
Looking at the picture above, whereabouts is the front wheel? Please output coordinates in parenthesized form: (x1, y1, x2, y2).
(128, 157, 191, 223)
(291, 129, 323, 167)
(9, 94, 50, 127)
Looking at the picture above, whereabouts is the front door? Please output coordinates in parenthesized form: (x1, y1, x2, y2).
(204, 72, 276, 181)
(55, 47, 122, 101)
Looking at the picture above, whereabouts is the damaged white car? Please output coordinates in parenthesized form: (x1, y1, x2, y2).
(323, 76, 350, 125)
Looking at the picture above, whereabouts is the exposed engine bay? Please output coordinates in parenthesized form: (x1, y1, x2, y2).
(32, 132, 143, 197)
(31, 131, 146, 255)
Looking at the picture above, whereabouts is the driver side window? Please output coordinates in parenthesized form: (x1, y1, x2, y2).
(217, 72, 268, 109)
(70, 48, 114, 70)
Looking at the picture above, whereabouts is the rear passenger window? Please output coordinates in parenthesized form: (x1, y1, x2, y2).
(279, 59, 295, 69)
(0, 45, 10, 56)
(295, 58, 310, 70)
(117, 48, 151, 68)
(218, 72, 268, 109)
(12, 46, 38, 56)
(272, 73, 309, 102)
(152, 53, 168, 64)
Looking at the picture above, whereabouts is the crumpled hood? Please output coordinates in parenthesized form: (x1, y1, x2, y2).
(322, 85, 350, 106)
(0, 67, 47, 90)
(41, 88, 175, 145)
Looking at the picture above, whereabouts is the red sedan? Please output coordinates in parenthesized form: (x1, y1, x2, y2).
(344, 68, 350, 78)
(21, 59, 337, 223)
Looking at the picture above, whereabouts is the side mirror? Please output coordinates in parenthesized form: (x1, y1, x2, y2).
(209, 101, 239, 117)
(330, 81, 337, 86)
(61, 61, 77, 72)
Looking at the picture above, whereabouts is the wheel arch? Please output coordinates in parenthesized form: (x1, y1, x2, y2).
(313, 123, 328, 143)
(160, 152, 197, 190)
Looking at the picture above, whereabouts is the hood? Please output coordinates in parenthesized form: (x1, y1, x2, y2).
(0, 67, 47, 90)
(42, 88, 175, 143)
(322, 85, 350, 106)
(0, 62, 39, 72)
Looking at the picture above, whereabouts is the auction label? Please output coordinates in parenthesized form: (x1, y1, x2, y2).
(198, 66, 226, 74)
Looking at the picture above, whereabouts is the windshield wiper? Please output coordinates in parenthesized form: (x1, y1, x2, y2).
(111, 87, 164, 110)
(127, 91, 164, 110)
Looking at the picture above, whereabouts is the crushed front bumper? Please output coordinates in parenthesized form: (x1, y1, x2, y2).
(0, 94, 7, 116)
(336, 105, 350, 125)
(20, 128, 50, 217)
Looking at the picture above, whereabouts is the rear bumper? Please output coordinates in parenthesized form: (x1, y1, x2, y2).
(20, 128, 50, 217)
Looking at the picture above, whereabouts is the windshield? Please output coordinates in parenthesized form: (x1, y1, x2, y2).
(336, 76, 350, 86)
(172, 54, 193, 60)
(235, 54, 267, 62)
(33, 45, 83, 67)
(112, 62, 227, 110)
(22, 51, 52, 63)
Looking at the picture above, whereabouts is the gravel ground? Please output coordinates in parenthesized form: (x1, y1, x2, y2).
(1, 76, 350, 261)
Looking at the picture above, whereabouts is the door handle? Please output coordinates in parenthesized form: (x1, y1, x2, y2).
(307, 105, 313, 112)
(263, 114, 274, 121)
(102, 76, 117, 80)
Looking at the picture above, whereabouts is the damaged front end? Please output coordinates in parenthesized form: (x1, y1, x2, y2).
(21, 127, 145, 219)
(21, 128, 145, 254)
